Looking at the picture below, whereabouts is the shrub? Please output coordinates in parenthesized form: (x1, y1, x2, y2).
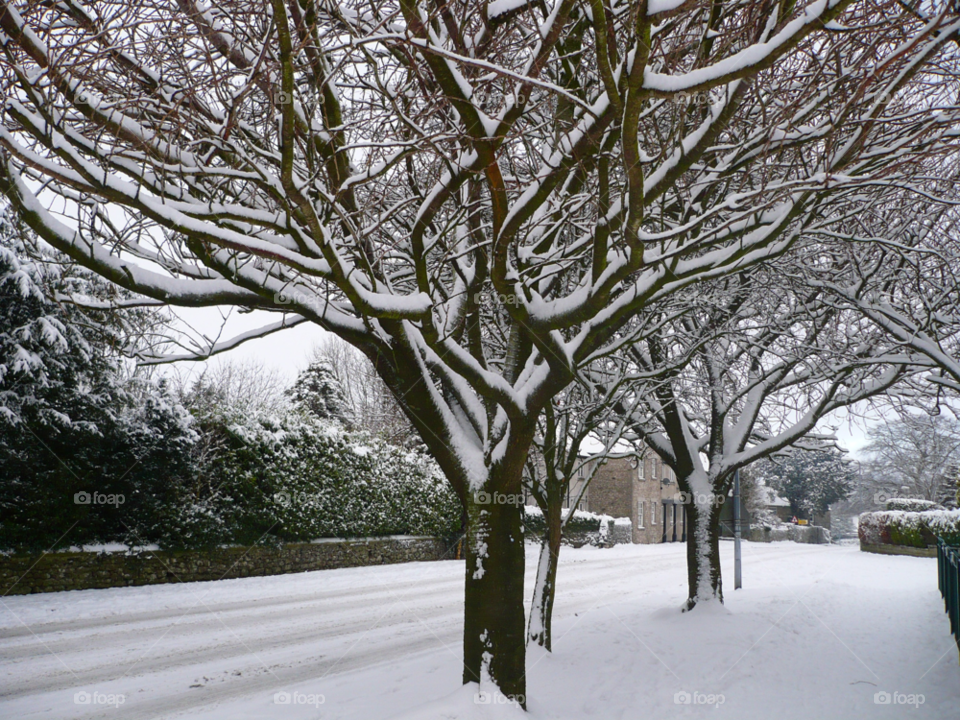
(885, 498, 942, 512)
(522, 505, 626, 547)
(160, 412, 462, 549)
(858, 509, 960, 548)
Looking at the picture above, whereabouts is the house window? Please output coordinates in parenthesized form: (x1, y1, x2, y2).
(637, 457, 644, 479)
(651, 501, 657, 525)
(637, 500, 645, 529)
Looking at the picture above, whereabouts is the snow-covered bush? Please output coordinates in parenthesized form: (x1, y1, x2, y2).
(884, 498, 943, 512)
(858, 509, 960, 548)
(0, 226, 459, 553)
(165, 411, 462, 549)
(521, 505, 626, 547)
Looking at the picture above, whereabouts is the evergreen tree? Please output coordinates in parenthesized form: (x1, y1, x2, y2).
(0, 213, 197, 552)
(287, 360, 352, 426)
(756, 449, 856, 520)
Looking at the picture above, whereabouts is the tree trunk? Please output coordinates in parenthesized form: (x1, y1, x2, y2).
(527, 498, 562, 650)
(683, 500, 723, 611)
(462, 463, 527, 706)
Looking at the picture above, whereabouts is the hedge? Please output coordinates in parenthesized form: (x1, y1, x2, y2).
(858, 509, 960, 549)
(147, 413, 462, 549)
(884, 498, 942, 513)
(522, 505, 629, 547)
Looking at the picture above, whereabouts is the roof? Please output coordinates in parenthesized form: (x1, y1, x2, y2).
(761, 486, 791, 507)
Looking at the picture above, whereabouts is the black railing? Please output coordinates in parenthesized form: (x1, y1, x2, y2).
(937, 539, 960, 648)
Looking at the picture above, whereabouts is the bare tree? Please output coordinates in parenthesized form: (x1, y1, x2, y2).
(618, 268, 922, 608)
(523, 380, 631, 650)
(311, 336, 416, 445)
(174, 358, 289, 419)
(2, 0, 958, 699)
(861, 414, 960, 504)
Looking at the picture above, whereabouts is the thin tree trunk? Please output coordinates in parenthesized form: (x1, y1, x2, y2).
(462, 464, 527, 706)
(683, 500, 723, 611)
(528, 498, 562, 650)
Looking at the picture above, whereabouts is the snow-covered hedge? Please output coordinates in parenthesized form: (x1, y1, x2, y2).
(884, 498, 943, 513)
(157, 413, 462, 549)
(0, 230, 461, 553)
(521, 505, 630, 546)
(858, 509, 960, 548)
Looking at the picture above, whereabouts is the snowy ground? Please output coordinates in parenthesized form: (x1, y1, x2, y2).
(1, 541, 956, 719)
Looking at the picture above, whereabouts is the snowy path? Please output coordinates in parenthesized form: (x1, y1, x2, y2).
(0, 542, 956, 719)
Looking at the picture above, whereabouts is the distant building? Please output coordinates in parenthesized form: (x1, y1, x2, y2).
(527, 450, 841, 544)
(760, 486, 792, 522)
(529, 450, 687, 544)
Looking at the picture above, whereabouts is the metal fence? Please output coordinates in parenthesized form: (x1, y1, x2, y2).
(937, 539, 960, 648)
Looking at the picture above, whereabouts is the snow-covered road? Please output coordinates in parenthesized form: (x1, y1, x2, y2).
(1, 541, 956, 719)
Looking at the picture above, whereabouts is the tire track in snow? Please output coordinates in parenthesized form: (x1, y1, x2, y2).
(0, 543, 825, 718)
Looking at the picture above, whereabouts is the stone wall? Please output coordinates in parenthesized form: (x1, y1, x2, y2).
(0, 536, 454, 596)
(749, 524, 831, 544)
(859, 542, 936, 558)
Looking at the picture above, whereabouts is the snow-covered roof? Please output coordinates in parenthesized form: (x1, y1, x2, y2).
(761, 486, 790, 508)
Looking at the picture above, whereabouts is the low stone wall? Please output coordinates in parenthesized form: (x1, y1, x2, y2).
(859, 542, 936, 558)
(749, 524, 831, 544)
(0, 536, 454, 596)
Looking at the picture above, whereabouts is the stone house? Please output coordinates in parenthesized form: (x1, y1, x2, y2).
(578, 451, 687, 544)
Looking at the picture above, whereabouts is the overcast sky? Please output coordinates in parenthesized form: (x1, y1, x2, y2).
(162, 306, 889, 458)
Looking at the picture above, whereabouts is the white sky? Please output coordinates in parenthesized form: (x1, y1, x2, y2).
(159, 306, 329, 384)
(163, 306, 888, 459)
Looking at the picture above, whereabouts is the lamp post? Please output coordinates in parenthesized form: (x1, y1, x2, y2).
(734, 469, 742, 590)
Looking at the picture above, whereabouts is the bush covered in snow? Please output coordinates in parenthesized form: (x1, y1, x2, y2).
(521, 505, 627, 547)
(858, 509, 960, 548)
(0, 224, 460, 553)
(0, 218, 199, 553)
(884, 498, 943, 513)
(173, 412, 462, 548)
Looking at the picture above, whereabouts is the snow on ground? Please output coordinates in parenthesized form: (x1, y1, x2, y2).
(0, 541, 956, 719)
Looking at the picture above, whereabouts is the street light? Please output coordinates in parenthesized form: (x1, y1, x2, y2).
(734, 468, 742, 590)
